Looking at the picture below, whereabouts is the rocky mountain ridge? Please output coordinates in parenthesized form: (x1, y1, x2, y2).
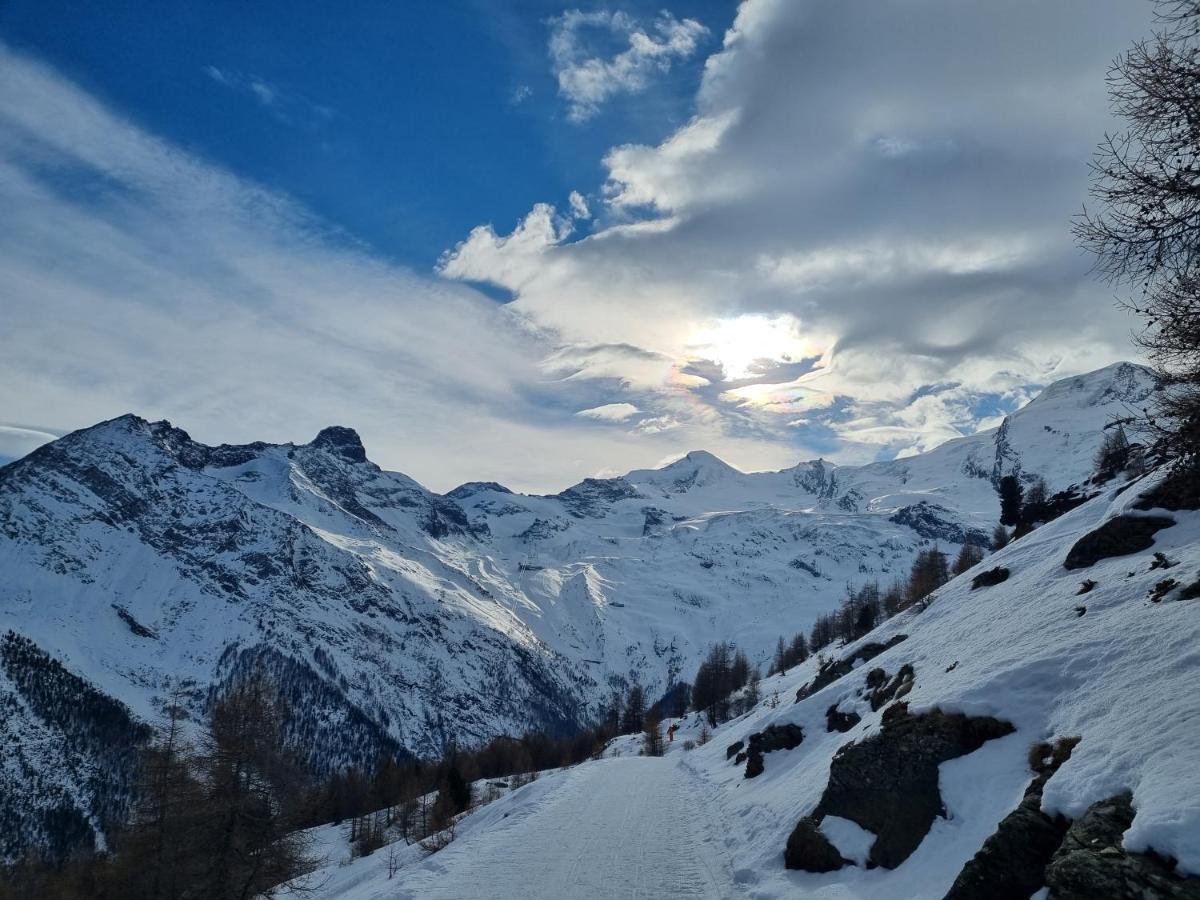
(0, 361, 1158, 859)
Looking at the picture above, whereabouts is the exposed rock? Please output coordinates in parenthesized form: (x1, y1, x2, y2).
(796, 634, 908, 702)
(1133, 463, 1200, 512)
(1151, 552, 1178, 570)
(791, 459, 839, 500)
(309, 426, 367, 463)
(553, 477, 642, 518)
(890, 501, 990, 545)
(1077, 580, 1097, 595)
(725, 740, 744, 761)
(837, 489, 864, 512)
(944, 737, 1078, 900)
(827, 704, 861, 733)
(445, 481, 513, 499)
(813, 704, 1015, 869)
(865, 664, 915, 712)
(784, 817, 849, 873)
(972, 567, 1010, 589)
(1150, 579, 1179, 602)
(1063, 515, 1176, 570)
(1045, 792, 1200, 899)
(743, 723, 804, 778)
(1019, 487, 1094, 530)
(111, 605, 157, 639)
(789, 557, 823, 578)
(641, 506, 669, 536)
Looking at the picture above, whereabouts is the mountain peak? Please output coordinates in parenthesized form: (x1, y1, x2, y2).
(309, 426, 367, 463)
(1024, 361, 1155, 410)
(665, 449, 737, 472)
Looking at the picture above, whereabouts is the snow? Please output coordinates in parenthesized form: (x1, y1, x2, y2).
(301, 460, 1200, 897)
(820, 817, 876, 867)
(295, 759, 738, 899)
(5, 360, 1196, 888)
(0, 365, 1156, 768)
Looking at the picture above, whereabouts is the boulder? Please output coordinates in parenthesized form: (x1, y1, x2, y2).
(826, 704, 861, 733)
(865, 664, 915, 712)
(784, 817, 848, 873)
(944, 737, 1078, 900)
(813, 705, 1015, 869)
(1063, 515, 1176, 570)
(725, 740, 744, 761)
(972, 567, 1010, 589)
(743, 723, 804, 778)
(1045, 793, 1200, 899)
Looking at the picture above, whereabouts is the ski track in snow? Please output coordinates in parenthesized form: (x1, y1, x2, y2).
(392, 757, 740, 900)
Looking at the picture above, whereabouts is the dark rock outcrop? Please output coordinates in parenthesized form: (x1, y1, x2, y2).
(641, 506, 669, 536)
(796, 634, 908, 702)
(1045, 793, 1200, 899)
(972, 567, 1010, 589)
(725, 739, 744, 761)
(864, 664, 915, 711)
(1150, 579, 1179, 602)
(1063, 515, 1176, 570)
(445, 481, 513, 499)
(309, 426, 367, 463)
(890, 501, 990, 545)
(553, 477, 641, 518)
(784, 817, 849, 873)
(1133, 464, 1200, 512)
(743, 723, 804, 778)
(944, 737, 1078, 900)
(813, 705, 1015, 869)
(1019, 487, 1093, 532)
(744, 753, 765, 778)
(826, 703, 861, 733)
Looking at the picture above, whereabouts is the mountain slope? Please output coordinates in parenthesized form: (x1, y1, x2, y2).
(0, 362, 1158, 861)
(308, 458, 1200, 899)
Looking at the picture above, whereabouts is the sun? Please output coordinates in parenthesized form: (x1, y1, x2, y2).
(686, 313, 818, 381)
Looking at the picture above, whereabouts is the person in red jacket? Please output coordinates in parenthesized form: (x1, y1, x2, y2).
(666, 723, 678, 743)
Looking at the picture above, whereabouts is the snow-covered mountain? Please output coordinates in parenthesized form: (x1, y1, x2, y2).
(0, 361, 1157, 859)
(307, 454, 1200, 899)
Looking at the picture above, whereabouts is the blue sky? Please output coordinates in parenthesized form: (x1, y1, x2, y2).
(0, 0, 1155, 490)
(0, 0, 723, 268)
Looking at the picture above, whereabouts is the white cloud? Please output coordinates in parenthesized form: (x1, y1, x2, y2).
(248, 79, 278, 107)
(204, 64, 331, 126)
(576, 403, 640, 422)
(0, 425, 59, 462)
(548, 9, 708, 123)
(568, 190, 590, 220)
(0, 41, 818, 491)
(441, 0, 1151, 465)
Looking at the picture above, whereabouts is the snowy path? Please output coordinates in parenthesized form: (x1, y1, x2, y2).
(392, 757, 742, 899)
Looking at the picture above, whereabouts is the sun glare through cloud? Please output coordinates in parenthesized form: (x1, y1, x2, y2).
(684, 313, 824, 384)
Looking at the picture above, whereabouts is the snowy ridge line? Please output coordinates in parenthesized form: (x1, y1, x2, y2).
(0, 361, 1167, 869)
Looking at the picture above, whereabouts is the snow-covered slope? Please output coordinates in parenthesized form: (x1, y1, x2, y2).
(307, 460, 1200, 899)
(0, 362, 1157, 860)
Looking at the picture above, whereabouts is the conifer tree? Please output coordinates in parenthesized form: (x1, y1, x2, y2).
(1077, 1, 1200, 465)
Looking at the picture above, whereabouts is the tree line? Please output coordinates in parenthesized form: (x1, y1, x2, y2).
(1, 669, 672, 899)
